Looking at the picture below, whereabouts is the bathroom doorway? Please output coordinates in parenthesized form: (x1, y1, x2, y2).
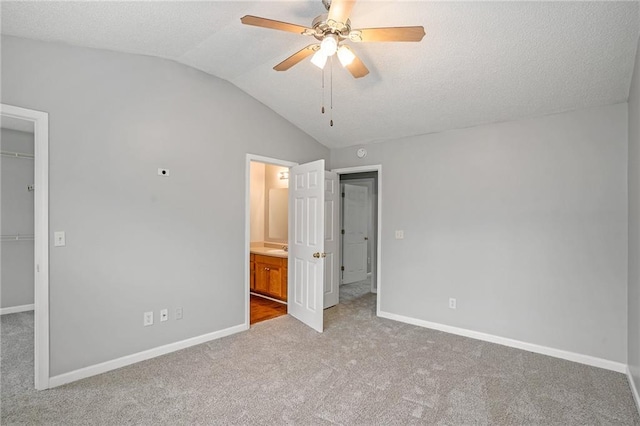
(247, 158, 294, 325)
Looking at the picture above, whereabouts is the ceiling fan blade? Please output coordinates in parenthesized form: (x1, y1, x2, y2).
(241, 15, 311, 35)
(327, 0, 356, 24)
(351, 26, 426, 42)
(274, 45, 319, 71)
(345, 52, 369, 79)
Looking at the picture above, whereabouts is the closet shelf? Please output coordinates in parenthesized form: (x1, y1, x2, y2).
(1, 234, 35, 241)
(1, 150, 34, 160)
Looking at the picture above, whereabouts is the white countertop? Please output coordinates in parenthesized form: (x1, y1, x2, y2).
(250, 246, 288, 258)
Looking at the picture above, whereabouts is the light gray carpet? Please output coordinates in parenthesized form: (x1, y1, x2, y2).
(2, 282, 639, 425)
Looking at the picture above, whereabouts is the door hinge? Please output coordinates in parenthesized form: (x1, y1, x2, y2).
(341, 192, 345, 198)
(341, 229, 345, 235)
(341, 266, 345, 271)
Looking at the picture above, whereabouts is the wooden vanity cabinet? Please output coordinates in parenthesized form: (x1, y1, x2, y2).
(250, 254, 255, 291)
(253, 254, 288, 302)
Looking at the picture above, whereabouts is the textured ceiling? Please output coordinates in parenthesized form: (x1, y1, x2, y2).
(2, 1, 639, 149)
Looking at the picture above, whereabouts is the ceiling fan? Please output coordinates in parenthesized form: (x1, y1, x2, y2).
(240, 0, 426, 79)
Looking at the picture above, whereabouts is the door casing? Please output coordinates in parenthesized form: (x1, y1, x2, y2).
(1, 103, 50, 390)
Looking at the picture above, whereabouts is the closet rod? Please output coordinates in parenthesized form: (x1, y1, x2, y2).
(1, 150, 34, 160)
(1, 234, 35, 241)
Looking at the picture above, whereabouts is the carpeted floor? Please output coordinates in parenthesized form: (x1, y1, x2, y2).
(2, 281, 639, 425)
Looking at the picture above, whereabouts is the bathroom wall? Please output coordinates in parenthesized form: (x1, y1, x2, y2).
(250, 162, 265, 243)
(1, 128, 35, 309)
(264, 164, 289, 243)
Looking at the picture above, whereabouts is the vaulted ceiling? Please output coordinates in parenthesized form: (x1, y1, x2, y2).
(2, 1, 639, 149)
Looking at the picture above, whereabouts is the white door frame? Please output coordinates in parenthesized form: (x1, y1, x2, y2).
(244, 154, 297, 327)
(1, 103, 50, 390)
(340, 179, 376, 293)
(332, 165, 382, 316)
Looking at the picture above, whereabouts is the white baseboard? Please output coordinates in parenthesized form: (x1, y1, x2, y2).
(378, 310, 627, 373)
(49, 323, 248, 388)
(628, 366, 640, 413)
(0, 304, 34, 315)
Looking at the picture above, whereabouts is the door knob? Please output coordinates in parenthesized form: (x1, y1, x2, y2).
(313, 252, 320, 258)
(364, 237, 368, 240)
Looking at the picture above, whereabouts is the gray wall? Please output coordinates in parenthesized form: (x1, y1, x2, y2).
(1, 128, 35, 309)
(629, 37, 640, 395)
(332, 104, 628, 363)
(1, 36, 329, 376)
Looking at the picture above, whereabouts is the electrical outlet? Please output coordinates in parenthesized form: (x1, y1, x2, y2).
(449, 298, 457, 309)
(395, 230, 404, 239)
(175, 307, 183, 320)
(160, 309, 168, 322)
(143, 311, 153, 326)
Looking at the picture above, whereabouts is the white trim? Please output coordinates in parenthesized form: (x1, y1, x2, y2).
(49, 323, 247, 388)
(1, 104, 49, 390)
(245, 154, 298, 329)
(628, 366, 640, 414)
(0, 304, 35, 315)
(378, 310, 627, 373)
(332, 165, 383, 318)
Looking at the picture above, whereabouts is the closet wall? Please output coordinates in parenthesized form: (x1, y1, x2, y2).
(1, 128, 35, 310)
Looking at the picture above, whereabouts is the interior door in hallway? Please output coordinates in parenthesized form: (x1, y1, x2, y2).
(288, 160, 325, 332)
(342, 183, 368, 284)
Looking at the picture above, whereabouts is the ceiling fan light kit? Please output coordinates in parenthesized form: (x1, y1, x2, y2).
(336, 45, 355, 67)
(320, 34, 339, 56)
(311, 50, 328, 69)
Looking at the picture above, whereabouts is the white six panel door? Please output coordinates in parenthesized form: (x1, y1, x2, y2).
(288, 160, 325, 332)
(342, 183, 369, 284)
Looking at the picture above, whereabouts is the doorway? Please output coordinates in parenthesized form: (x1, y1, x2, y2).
(340, 172, 378, 294)
(333, 165, 382, 316)
(0, 104, 49, 390)
(245, 155, 296, 327)
(244, 157, 382, 331)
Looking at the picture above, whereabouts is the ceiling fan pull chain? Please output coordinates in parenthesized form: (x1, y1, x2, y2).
(330, 55, 334, 127)
(321, 67, 325, 114)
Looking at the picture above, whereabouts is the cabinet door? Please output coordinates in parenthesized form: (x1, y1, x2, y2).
(281, 267, 288, 302)
(267, 266, 283, 298)
(250, 260, 255, 290)
(255, 263, 269, 293)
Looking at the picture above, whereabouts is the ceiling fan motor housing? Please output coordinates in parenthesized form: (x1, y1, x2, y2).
(311, 13, 352, 41)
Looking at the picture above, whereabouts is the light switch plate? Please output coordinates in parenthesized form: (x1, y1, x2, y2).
(143, 311, 153, 327)
(54, 231, 66, 247)
(157, 168, 170, 177)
